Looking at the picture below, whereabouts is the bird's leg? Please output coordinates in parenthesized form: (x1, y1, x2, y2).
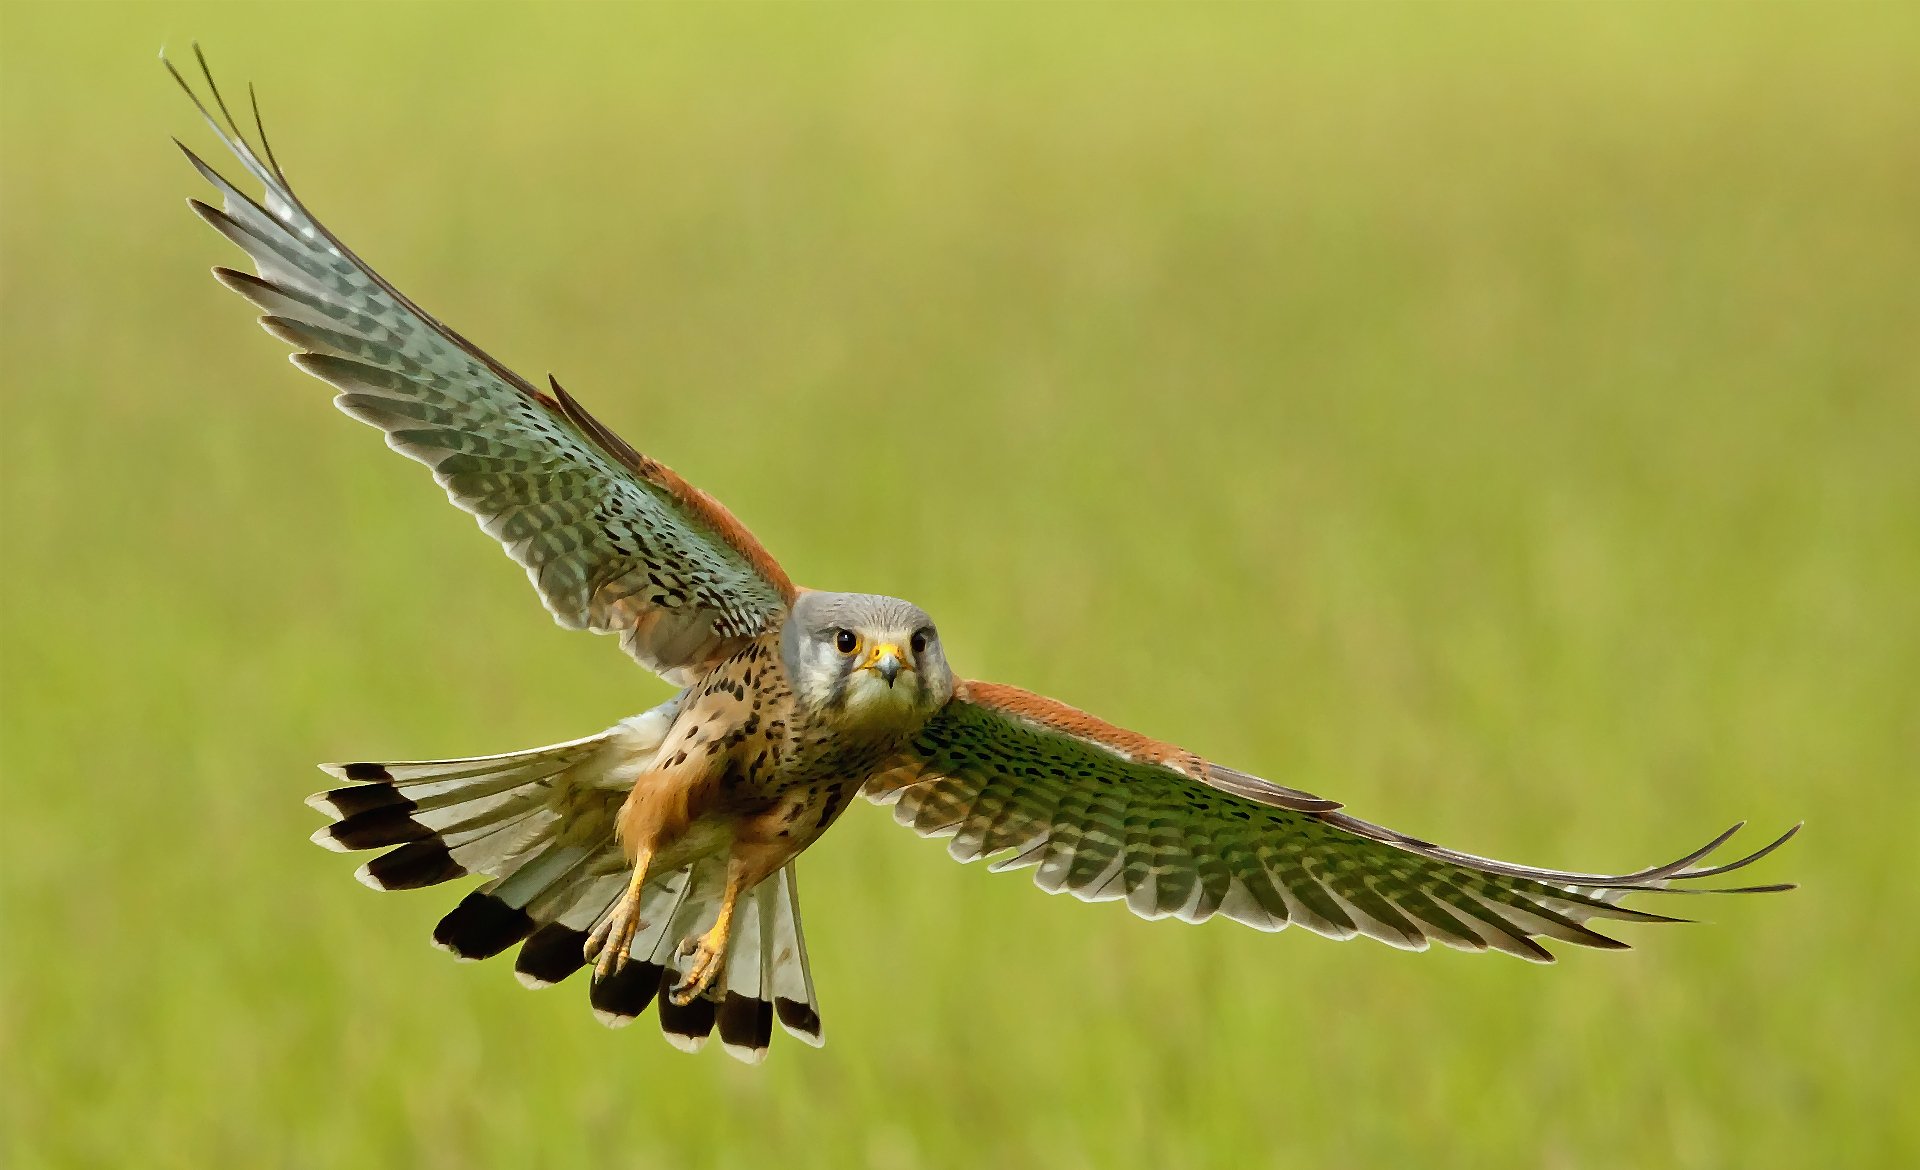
(670, 843, 792, 1004)
(586, 847, 653, 980)
(669, 863, 744, 1005)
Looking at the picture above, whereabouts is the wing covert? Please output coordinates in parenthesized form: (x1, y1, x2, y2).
(865, 681, 1797, 960)
(170, 50, 793, 685)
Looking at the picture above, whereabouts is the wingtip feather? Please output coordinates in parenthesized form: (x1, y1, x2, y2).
(258, 314, 308, 348)
(309, 825, 353, 853)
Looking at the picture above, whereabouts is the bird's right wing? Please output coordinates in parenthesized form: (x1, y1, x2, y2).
(170, 49, 795, 685)
(865, 680, 1797, 960)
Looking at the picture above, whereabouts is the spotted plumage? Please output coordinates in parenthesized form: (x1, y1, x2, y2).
(172, 48, 1797, 1065)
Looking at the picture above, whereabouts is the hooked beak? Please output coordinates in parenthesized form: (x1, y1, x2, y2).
(861, 643, 910, 687)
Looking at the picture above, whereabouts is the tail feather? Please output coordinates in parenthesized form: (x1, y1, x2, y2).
(711, 865, 826, 1059)
(769, 865, 824, 1046)
(581, 858, 824, 1061)
(309, 742, 592, 866)
(515, 921, 594, 988)
(309, 726, 631, 958)
(716, 877, 773, 1063)
(588, 866, 694, 1028)
(512, 869, 631, 990)
(519, 860, 620, 931)
(307, 709, 825, 1060)
(652, 858, 728, 1053)
(432, 840, 600, 962)
(352, 804, 556, 892)
(312, 733, 607, 808)
(433, 890, 536, 961)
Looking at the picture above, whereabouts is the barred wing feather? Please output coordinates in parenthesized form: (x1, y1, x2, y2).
(170, 50, 794, 685)
(865, 682, 1797, 960)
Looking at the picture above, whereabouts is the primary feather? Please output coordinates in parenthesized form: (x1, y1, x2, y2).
(865, 684, 1798, 962)
(168, 46, 793, 687)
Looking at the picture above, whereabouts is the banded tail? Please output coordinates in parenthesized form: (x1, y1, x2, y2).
(307, 715, 823, 1062)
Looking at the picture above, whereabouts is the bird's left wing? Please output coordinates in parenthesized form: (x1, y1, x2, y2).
(864, 681, 1796, 959)
(169, 50, 794, 685)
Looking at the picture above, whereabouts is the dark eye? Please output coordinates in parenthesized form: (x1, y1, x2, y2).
(834, 629, 859, 654)
(910, 629, 930, 655)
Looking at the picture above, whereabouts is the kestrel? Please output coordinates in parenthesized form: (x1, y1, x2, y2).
(171, 51, 1796, 1063)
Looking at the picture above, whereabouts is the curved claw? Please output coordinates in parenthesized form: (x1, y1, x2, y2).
(670, 936, 727, 1006)
(586, 860, 653, 982)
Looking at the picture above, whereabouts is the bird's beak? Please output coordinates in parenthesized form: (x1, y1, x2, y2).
(862, 643, 909, 687)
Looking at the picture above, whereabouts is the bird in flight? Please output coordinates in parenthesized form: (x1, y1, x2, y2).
(170, 49, 1796, 1064)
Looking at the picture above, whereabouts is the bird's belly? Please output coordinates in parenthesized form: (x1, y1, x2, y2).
(649, 817, 736, 873)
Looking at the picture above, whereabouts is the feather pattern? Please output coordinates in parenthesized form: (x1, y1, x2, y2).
(304, 702, 822, 1061)
(865, 682, 1798, 961)
(180, 48, 1797, 1065)
(168, 48, 793, 687)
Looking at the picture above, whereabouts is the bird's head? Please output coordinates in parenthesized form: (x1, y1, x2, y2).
(782, 591, 954, 730)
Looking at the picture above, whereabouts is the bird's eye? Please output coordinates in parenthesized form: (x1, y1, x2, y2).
(910, 629, 930, 655)
(834, 629, 859, 655)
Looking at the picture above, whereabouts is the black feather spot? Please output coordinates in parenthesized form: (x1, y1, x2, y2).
(590, 960, 663, 1022)
(515, 923, 589, 987)
(341, 762, 392, 781)
(775, 997, 821, 1040)
(363, 840, 465, 890)
(316, 784, 412, 819)
(433, 892, 535, 960)
(328, 805, 433, 851)
(658, 982, 718, 1043)
(718, 993, 773, 1054)
(771, 991, 817, 1037)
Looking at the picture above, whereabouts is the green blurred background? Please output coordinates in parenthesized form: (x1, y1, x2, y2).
(3, 3, 1914, 1167)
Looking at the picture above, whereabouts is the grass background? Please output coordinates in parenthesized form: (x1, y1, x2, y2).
(3, 4, 1914, 1167)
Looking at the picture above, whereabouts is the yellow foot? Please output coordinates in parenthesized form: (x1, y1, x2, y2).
(669, 934, 726, 1005)
(586, 886, 647, 981)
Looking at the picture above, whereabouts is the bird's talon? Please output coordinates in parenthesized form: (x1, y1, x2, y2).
(590, 895, 646, 982)
(583, 917, 612, 962)
(671, 939, 724, 1005)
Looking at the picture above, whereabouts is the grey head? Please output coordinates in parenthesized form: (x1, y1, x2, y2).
(781, 591, 954, 727)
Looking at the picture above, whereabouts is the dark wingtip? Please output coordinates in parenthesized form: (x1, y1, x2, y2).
(657, 986, 718, 1051)
(433, 892, 535, 961)
(775, 997, 823, 1044)
(1576, 928, 1633, 950)
(161, 48, 192, 93)
(357, 839, 464, 891)
(718, 993, 774, 1061)
(191, 42, 241, 140)
(589, 960, 663, 1026)
(323, 804, 433, 851)
(1709, 881, 1798, 896)
(1681, 822, 1801, 882)
(307, 782, 411, 820)
(514, 923, 590, 989)
(248, 80, 285, 178)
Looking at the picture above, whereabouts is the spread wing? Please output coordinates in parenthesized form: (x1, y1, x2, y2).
(169, 50, 794, 686)
(864, 681, 1797, 960)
